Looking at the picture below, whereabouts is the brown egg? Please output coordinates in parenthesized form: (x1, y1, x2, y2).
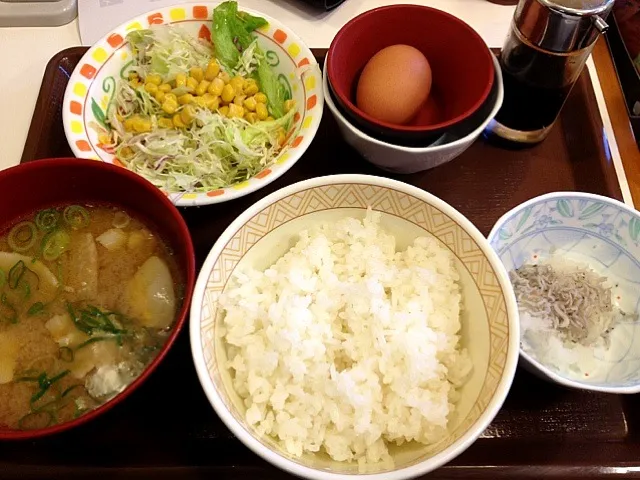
(356, 44, 433, 125)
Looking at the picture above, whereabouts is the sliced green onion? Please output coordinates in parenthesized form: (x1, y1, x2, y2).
(35, 209, 60, 232)
(7, 261, 25, 289)
(31, 398, 62, 414)
(0, 268, 5, 288)
(112, 211, 130, 229)
(63, 206, 90, 230)
(56, 260, 63, 284)
(41, 230, 70, 261)
(8, 221, 37, 253)
(75, 335, 120, 351)
(23, 282, 31, 299)
(18, 410, 53, 430)
(0, 293, 17, 323)
(62, 385, 84, 398)
(68, 303, 127, 336)
(27, 302, 45, 316)
(59, 347, 74, 362)
(73, 407, 89, 419)
(30, 370, 70, 404)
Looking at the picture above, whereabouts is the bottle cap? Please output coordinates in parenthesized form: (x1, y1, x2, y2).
(514, 0, 614, 52)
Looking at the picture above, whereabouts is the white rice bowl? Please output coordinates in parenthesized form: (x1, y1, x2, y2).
(190, 175, 519, 480)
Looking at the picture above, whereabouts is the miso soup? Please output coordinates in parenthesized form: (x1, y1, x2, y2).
(0, 204, 181, 430)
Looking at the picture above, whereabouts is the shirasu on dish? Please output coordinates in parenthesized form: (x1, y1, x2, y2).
(509, 260, 636, 346)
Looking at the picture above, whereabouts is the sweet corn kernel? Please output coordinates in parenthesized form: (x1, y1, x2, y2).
(218, 71, 231, 83)
(190, 66, 204, 82)
(243, 80, 259, 96)
(132, 116, 152, 133)
(158, 117, 173, 129)
(162, 101, 177, 115)
(146, 74, 162, 85)
(243, 97, 257, 112)
(180, 105, 196, 124)
(186, 76, 199, 91)
(155, 91, 166, 103)
(218, 105, 229, 117)
(195, 80, 211, 96)
(208, 77, 225, 96)
(158, 83, 172, 93)
(144, 82, 158, 94)
(193, 96, 207, 108)
(121, 146, 134, 157)
(164, 93, 177, 103)
(129, 78, 141, 88)
(228, 103, 244, 118)
(172, 113, 186, 128)
(266, 116, 275, 122)
(230, 76, 244, 93)
(256, 102, 269, 120)
(178, 93, 194, 105)
(221, 84, 235, 103)
(284, 99, 296, 113)
(244, 112, 258, 124)
(277, 129, 286, 146)
(128, 72, 139, 81)
(135, 122, 151, 133)
(175, 73, 187, 88)
(254, 93, 267, 104)
(204, 61, 220, 81)
(202, 93, 219, 110)
(98, 133, 111, 144)
(233, 95, 246, 107)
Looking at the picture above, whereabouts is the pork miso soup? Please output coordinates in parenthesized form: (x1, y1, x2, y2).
(0, 204, 181, 430)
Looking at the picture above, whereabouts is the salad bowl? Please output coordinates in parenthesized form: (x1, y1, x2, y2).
(62, 2, 323, 207)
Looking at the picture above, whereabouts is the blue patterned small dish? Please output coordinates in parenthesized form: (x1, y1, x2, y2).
(488, 192, 640, 394)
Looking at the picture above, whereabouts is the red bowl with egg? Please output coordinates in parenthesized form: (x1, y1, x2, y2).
(326, 4, 495, 145)
(0, 158, 195, 440)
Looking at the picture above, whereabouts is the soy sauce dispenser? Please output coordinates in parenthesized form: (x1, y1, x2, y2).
(486, 0, 614, 145)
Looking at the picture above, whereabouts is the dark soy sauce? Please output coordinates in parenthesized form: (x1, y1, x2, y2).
(493, 27, 593, 135)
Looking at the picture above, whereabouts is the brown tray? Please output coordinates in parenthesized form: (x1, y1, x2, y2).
(7, 46, 638, 479)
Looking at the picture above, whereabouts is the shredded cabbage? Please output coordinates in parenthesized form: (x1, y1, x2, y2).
(108, 83, 293, 192)
(128, 27, 212, 82)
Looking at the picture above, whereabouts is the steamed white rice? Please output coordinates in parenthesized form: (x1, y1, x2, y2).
(219, 211, 472, 466)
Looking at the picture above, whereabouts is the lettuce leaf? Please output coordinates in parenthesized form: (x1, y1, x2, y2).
(212, 1, 267, 71)
(256, 52, 289, 119)
(212, 2, 288, 118)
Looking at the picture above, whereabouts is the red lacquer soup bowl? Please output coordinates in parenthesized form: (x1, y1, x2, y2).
(0, 158, 195, 440)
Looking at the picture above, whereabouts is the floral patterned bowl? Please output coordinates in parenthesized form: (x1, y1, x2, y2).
(488, 192, 640, 394)
(61, 2, 323, 207)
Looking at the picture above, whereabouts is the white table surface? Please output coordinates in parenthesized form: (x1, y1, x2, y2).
(0, 0, 632, 204)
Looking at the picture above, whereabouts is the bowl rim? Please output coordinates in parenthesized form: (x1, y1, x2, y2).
(0, 158, 196, 440)
(190, 174, 520, 480)
(323, 53, 504, 153)
(488, 190, 640, 394)
(326, 4, 495, 134)
(61, 1, 324, 208)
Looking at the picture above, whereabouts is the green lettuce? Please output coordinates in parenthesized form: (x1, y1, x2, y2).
(256, 54, 289, 119)
(212, 1, 267, 70)
(212, 1, 289, 118)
